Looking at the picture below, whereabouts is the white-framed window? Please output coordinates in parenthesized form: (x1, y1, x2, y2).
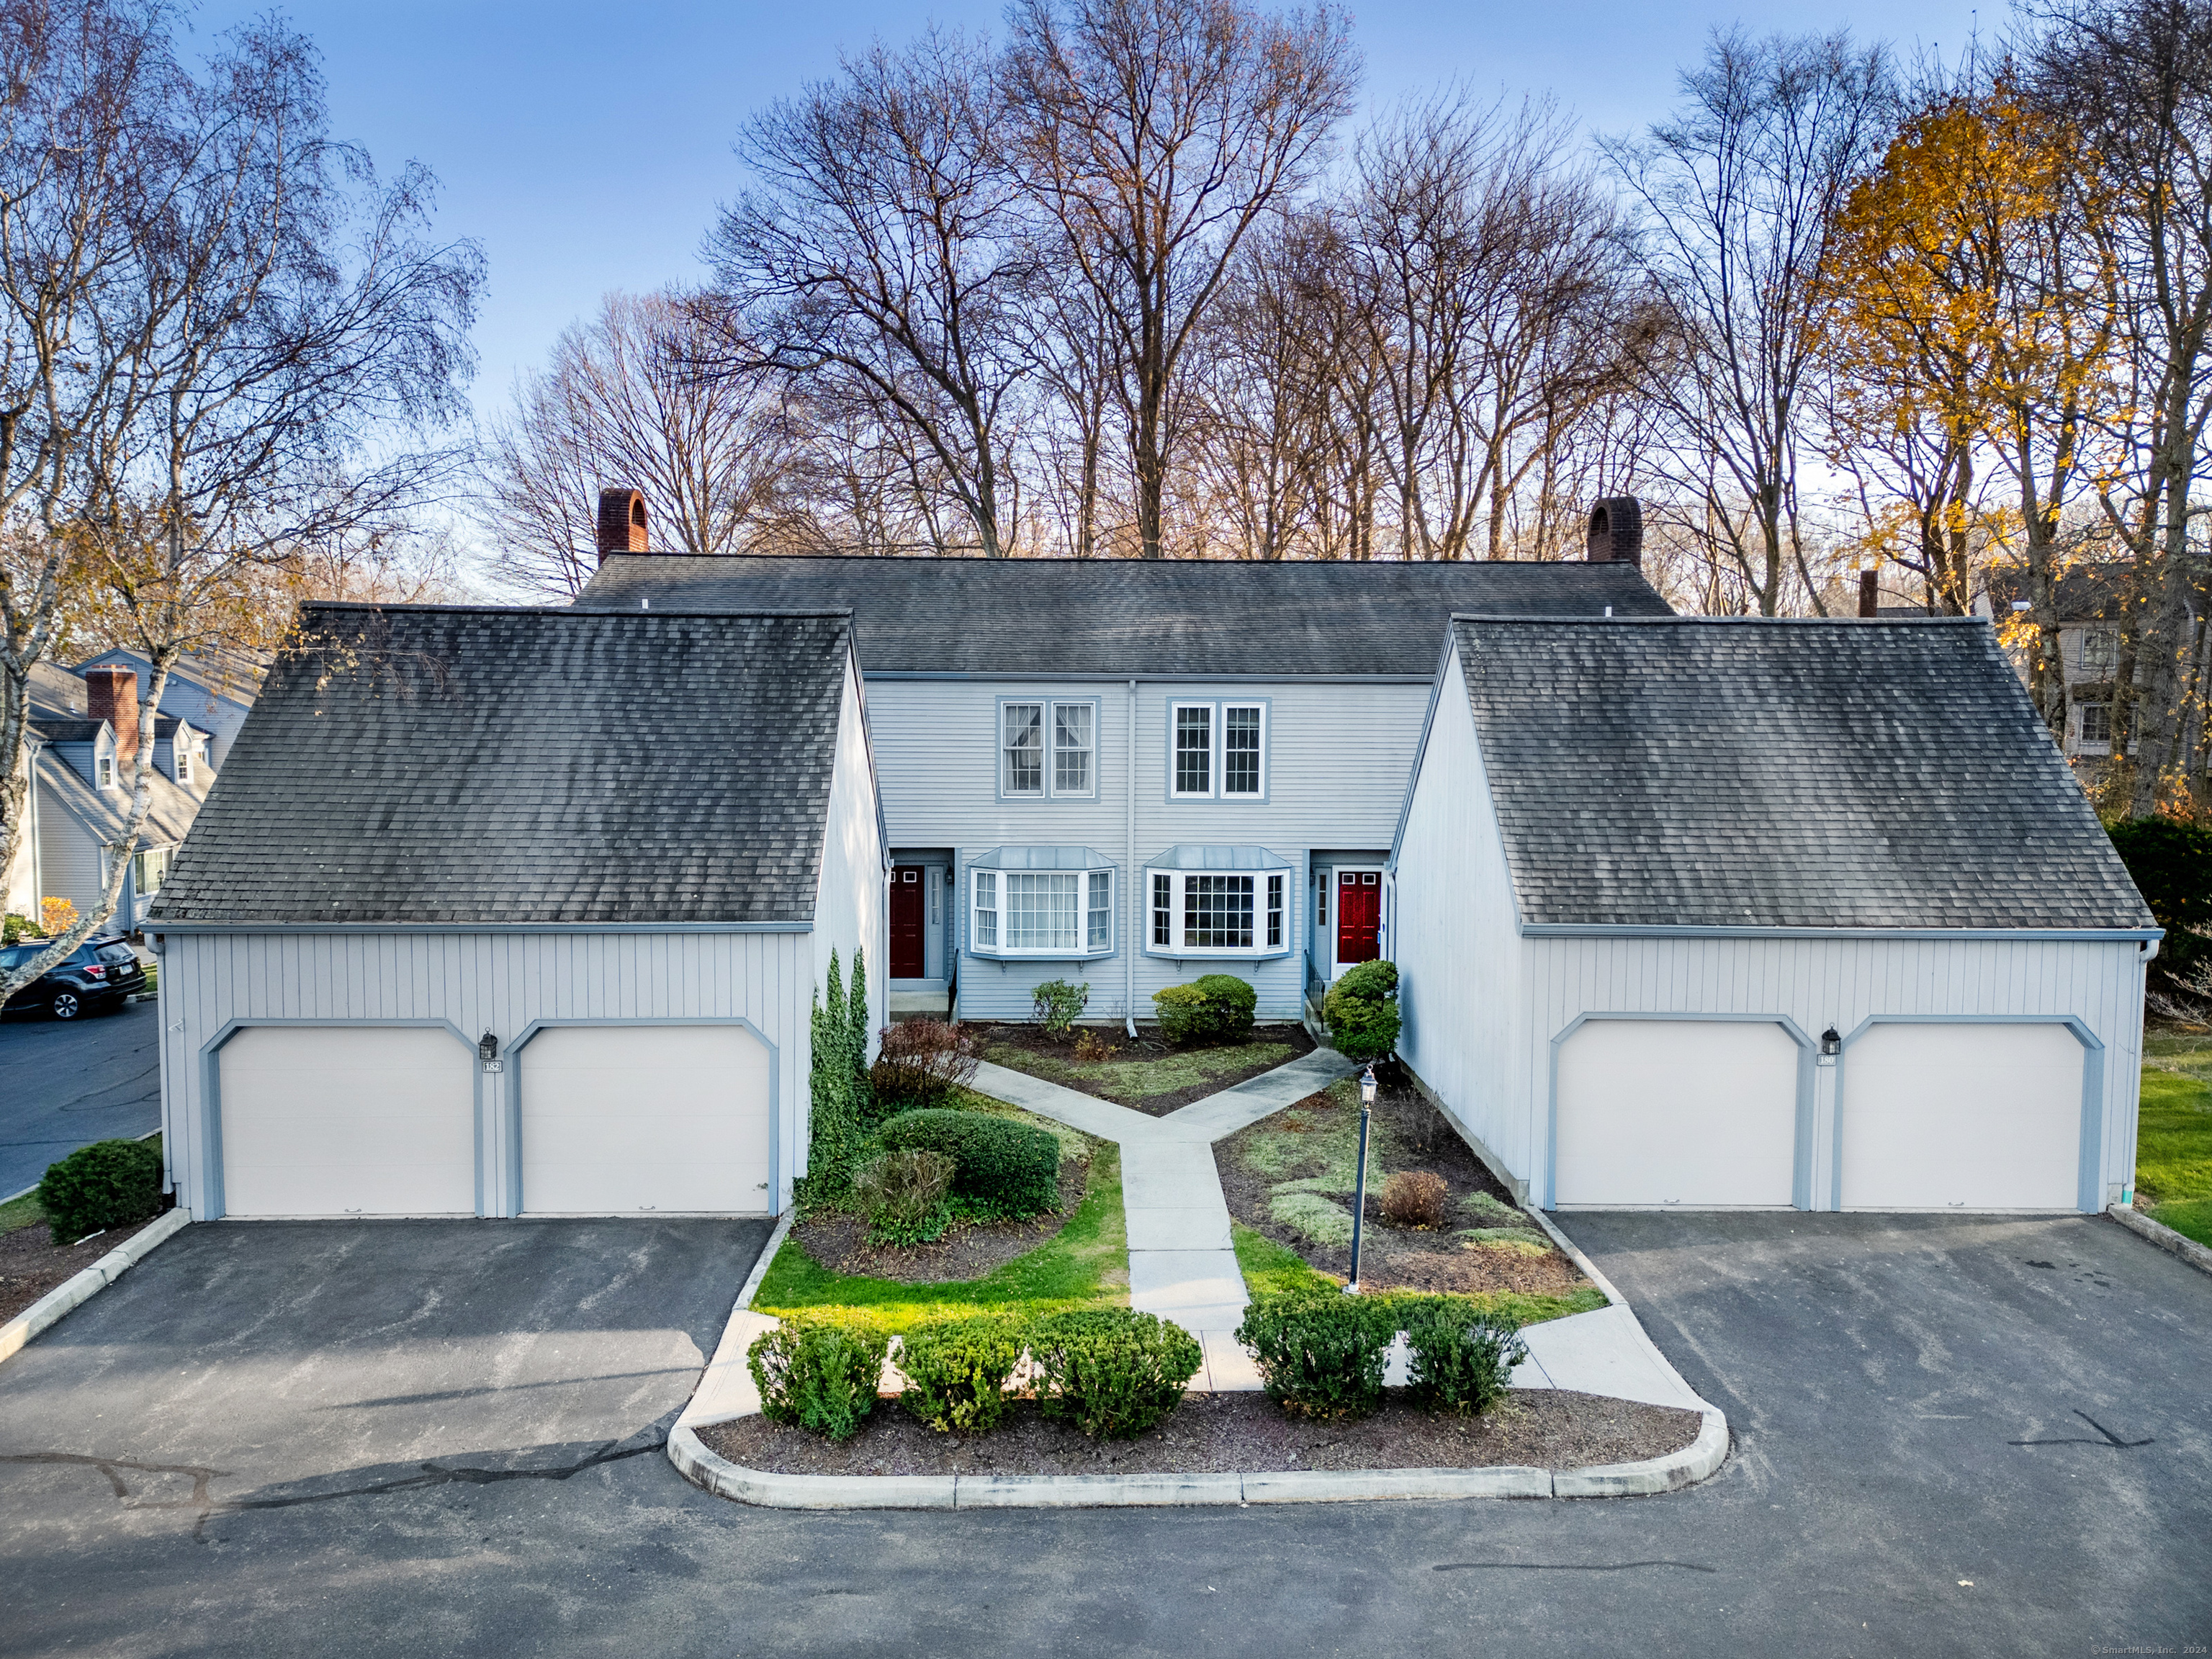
(1002, 699, 1099, 799)
(132, 846, 170, 896)
(176, 742, 192, 784)
(972, 867, 1114, 957)
(96, 750, 114, 788)
(2080, 701, 2113, 748)
(1167, 700, 1267, 800)
(2079, 629, 2118, 677)
(1145, 867, 1290, 956)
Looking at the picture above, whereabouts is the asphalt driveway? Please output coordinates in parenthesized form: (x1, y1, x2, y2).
(0, 996, 161, 1196)
(0, 1210, 2204, 1656)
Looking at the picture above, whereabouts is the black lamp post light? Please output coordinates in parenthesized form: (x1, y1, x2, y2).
(1346, 1062, 1378, 1295)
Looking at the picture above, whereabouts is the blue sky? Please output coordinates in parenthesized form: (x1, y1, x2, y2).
(192, 0, 1992, 427)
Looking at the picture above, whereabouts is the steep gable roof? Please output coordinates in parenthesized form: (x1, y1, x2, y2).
(150, 603, 857, 927)
(1449, 615, 2154, 931)
(576, 553, 1671, 677)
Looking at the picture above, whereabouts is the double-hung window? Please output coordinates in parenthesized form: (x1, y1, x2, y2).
(2080, 701, 2113, 748)
(1145, 866, 1289, 957)
(2079, 629, 2118, 677)
(1167, 700, 1267, 799)
(1002, 699, 1098, 799)
(972, 866, 1114, 957)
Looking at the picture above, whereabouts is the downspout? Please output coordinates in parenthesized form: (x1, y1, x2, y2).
(1125, 678, 1138, 1039)
(148, 931, 171, 1195)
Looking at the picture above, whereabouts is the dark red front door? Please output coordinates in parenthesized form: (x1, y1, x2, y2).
(890, 867, 927, 978)
(1336, 871, 1380, 966)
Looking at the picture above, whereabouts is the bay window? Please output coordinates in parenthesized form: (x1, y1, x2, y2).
(1143, 850, 1292, 958)
(970, 853, 1115, 958)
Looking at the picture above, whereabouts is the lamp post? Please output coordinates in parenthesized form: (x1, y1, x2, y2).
(1346, 1064, 1377, 1295)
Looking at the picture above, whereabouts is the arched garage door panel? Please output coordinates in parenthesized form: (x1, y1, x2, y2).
(219, 1026, 475, 1217)
(1840, 1023, 2084, 1210)
(1556, 1020, 1799, 1208)
(520, 1025, 772, 1215)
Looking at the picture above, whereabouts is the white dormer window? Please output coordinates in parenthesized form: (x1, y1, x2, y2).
(176, 745, 192, 783)
(96, 750, 114, 788)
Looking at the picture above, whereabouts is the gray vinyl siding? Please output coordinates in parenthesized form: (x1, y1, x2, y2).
(1390, 642, 2150, 1214)
(156, 928, 816, 1219)
(864, 676, 1429, 1022)
(36, 793, 105, 917)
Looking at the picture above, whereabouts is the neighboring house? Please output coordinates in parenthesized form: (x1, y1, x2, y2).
(76, 644, 266, 770)
(575, 494, 1667, 1029)
(1389, 616, 2157, 1218)
(1, 726, 41, 922)
(148, 603, 886, 1221)
(19, 660, 211, 932)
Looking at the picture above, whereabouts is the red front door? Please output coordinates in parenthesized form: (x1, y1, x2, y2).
(1336, 871, 1380, 967)
(890, 866, 927, 978)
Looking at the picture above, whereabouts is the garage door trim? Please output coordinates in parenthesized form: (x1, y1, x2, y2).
(1546, 1011, 1818, 1212)
(505, 1016, 781, 1218)
(197, 1018, 484, 1221)
(1834, 1013, 2103, 1213)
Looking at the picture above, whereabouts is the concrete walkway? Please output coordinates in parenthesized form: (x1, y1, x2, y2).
(970, 1051, 1716, 1411)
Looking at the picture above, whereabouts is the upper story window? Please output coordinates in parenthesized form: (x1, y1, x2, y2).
(1169, 700, 1267, 801)
(175, 742, 193, 784)
(96, 747, 114, 788)
(2078, 629, 2118, 677)
(1002, 699, 1099, 799)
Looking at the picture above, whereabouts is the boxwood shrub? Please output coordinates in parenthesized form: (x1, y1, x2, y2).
(37, 1138, 163, 1246)
(878, 1109, 1061, 1218)
(746, 1310, 892, 1442)
(1323, 959, 1400, 1061)
(1030, 1308, 1202, 1439)
(1398, 1295, 1529, 1416)
(1151, 974, 1257, 1046)
(896, 1314, 1029, 1434)
(1235, 1290, 1395, 1419)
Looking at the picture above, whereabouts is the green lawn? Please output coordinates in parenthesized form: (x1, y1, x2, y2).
(2136, 1041, 2212, 1246)
(754, 1140, 1128, 1331)
(0, 1187, 42, 1237)
(978, 1032, 1305, 1110)
(1228, 1222, 1608, 1326)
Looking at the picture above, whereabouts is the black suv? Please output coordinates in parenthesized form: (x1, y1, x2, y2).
(0, 937, 146, 1020)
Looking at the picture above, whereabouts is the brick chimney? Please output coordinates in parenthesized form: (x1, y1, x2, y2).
(85, 665, 139, 766)
(1586, 497, 1644, 566)
(1858, 569, 1879, 618)
(596, 487, 648, 562)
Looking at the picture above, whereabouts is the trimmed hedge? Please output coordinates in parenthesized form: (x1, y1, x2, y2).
(37, 1138, 163, 1246)
(896, 1314, 1028, 1434)
(1236, 1290, 1395, 1419)
(1030, 1308, 1203, 1439)
(746, 1310, 891, 1442)
(1323, 959, 1400, 1061)
(852, 1148, 956, 1245)
(878, 1109, 1061, 1217)
(1401, 1296, 1528, 1416)
(1152, 974, 1257, 1046)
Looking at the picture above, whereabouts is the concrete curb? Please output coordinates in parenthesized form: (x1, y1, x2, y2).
(0, 1206, 189, 1366)
(2110, 1202, 2212, 1278)
(667, 1405, 1728, 1509)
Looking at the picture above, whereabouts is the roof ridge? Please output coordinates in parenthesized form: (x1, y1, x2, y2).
(299, 601, 856, 621)
(1451, 613, 1987, 626)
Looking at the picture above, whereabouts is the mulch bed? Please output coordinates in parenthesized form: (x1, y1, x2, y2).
(978, 1022, 1316, 1117)
(0, 1211, 163, 1326)
(791, 1154, 1092, 1284)
(698, 1388, 1699, 1478)
(1216, 1064, 1591, 1297)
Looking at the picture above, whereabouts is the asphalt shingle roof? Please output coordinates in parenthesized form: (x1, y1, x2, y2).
(150, 604, 856, 926)
(576, 554, 1671, 676)
(1453, 616, 2155, 930)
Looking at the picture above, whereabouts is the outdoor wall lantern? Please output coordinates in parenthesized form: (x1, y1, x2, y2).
(1820, 1028, 1841, 1058)
(479, 1030, 502, 1073)
(1346, 1064, 1378, 1295)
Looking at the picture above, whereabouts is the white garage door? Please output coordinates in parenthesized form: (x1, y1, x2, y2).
(1555, 1020, 1799, 1208)
(1840, 1023, 2084, 1210)
(519, 1025, 773, 1215)
(219, 1026, 475, 1218)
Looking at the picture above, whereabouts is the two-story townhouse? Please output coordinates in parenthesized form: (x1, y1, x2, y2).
(75, 644, 265, 770)
(576, 494, 1670, 1028)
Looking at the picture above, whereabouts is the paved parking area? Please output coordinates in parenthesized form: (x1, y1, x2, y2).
(0, 1210, 2204, 1656)
(0, 998, 161, 1195)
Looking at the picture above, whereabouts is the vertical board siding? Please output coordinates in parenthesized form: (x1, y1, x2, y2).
(1390, 644, 1528, 1176)
(1510, 933, 2146, 1210)
(160, 927, 814, 1219)
(865, 677, 1429, 1020)
(814, 657, 890, 1059)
